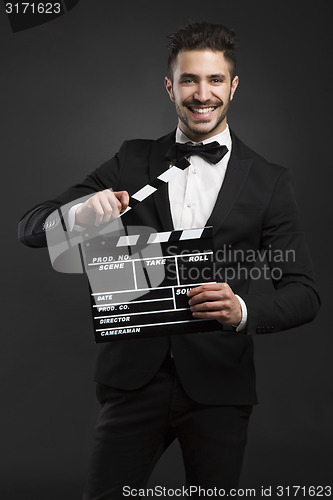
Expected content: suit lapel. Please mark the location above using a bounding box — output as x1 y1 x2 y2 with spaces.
148 129 253 232
207 131 253 229
149 130 176 231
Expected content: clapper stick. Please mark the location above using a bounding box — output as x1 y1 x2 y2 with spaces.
45 157 191 273
80 161 191 267
120 162 189 217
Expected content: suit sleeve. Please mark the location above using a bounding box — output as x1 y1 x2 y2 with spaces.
18 141 128 248
241 168 320 334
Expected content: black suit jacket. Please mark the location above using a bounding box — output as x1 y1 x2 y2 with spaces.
18 130 320 404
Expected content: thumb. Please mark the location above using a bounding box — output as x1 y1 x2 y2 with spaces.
114 191 130 212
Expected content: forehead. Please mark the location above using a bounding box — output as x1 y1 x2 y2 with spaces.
173 50 231 78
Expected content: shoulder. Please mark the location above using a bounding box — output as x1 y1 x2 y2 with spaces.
119 130 175 156
230 129 291 183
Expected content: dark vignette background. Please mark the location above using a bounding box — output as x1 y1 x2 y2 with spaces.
1 0 332 498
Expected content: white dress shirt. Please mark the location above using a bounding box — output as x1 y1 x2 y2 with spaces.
168 126 232 229
168 125 247 332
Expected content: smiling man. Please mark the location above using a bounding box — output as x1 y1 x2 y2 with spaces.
165 49 238 140
18 22 320 499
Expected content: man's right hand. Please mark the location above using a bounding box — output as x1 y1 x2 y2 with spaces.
75 190 129 227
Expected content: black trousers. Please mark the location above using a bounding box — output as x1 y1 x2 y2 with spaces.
83 353 252 499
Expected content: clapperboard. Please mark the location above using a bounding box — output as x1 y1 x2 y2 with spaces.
45 159 221 342
80 226 220 342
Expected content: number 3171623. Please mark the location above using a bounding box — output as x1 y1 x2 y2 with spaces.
5 3 61 14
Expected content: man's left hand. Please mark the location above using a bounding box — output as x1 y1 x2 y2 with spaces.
187 283 242 326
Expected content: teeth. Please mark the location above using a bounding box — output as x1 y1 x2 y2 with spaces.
191 107 215 114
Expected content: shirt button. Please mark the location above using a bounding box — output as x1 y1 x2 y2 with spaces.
192 169 197 174
186 202 192 208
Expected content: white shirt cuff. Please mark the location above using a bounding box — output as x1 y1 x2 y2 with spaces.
234 294 248 332
66 203 85 232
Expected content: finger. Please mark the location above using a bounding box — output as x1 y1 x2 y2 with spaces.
97 190 124 223
98 194 117 223
103 191 123 221
90 192 115 225
187 282 225 297
190 300 226 312
87 197 106 226
188 290 227 306
186 285 202 297
115 191 130 213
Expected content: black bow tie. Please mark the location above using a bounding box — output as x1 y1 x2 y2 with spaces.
165 141 228 168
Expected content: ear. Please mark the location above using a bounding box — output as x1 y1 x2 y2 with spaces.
164 76 174 102
230 75 239 101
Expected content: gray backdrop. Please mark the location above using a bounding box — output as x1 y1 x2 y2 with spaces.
1 0 332 498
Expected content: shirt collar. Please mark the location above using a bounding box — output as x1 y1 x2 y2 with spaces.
175 124 232 149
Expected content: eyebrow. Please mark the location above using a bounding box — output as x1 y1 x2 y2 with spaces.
210 73 227 80
179 72 227 80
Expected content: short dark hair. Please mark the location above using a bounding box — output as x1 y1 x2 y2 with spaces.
167 21 239 80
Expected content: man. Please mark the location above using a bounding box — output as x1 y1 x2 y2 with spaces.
18 22 320 499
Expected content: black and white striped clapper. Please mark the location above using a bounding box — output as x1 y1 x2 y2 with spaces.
121 163 188 215
44 160 191 274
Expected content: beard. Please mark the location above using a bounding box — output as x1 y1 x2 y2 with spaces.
174 92 231 140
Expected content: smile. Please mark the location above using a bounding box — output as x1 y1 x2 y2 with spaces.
187 106 218 117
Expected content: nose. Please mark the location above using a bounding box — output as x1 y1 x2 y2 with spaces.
193 82 211 102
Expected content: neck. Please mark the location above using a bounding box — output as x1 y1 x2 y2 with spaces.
178 119 228 142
